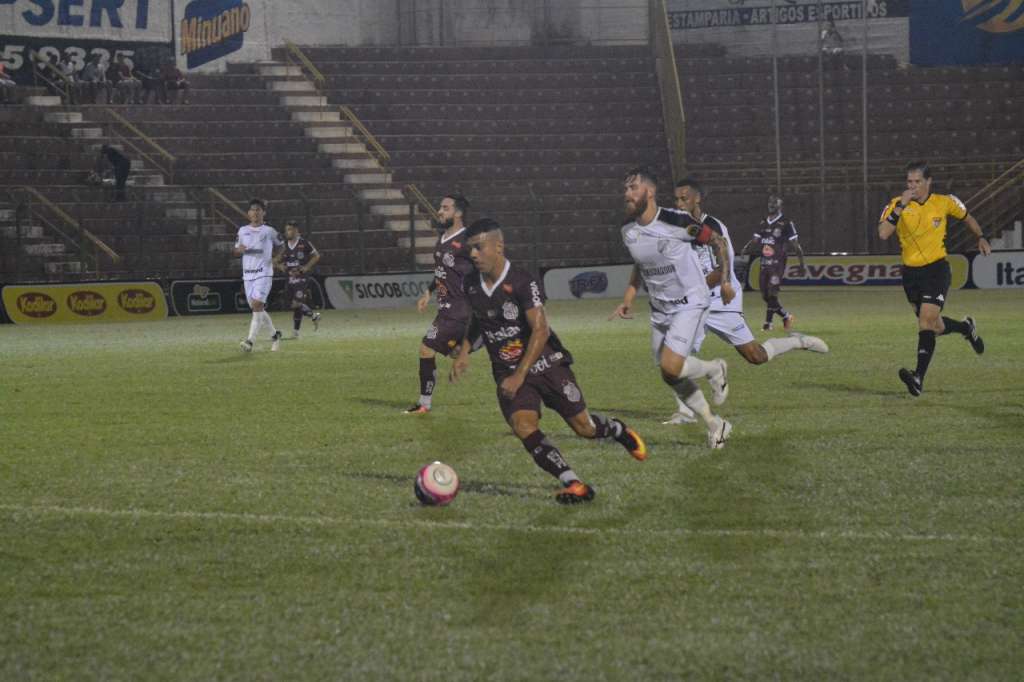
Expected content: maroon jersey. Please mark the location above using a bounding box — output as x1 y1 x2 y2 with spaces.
282 237 318 277
751 216 798 272
465 261 573 380
433 228 474 320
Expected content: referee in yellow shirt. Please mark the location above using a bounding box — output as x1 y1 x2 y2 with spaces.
878 161 991 397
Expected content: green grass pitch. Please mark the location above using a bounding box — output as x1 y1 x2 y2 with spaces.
1 288 1021 680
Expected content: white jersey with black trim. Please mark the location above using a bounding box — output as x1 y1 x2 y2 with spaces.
235 224 282 281
621 207 713 314
692 213 743 313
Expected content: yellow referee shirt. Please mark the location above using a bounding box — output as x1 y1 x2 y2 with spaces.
881 193 968 267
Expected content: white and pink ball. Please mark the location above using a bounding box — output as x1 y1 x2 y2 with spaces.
414 461 460 506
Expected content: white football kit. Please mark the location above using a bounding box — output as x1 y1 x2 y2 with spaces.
621 207 713 362
236 223 282 303
691 214 756 351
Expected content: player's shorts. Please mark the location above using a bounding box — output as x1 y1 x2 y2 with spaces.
243 276 273 304
422 314 468 357
496 365 587 423
759 266 785 296
287 277 310 305
650 306 710 364
694 310 756 352
902 258 951 314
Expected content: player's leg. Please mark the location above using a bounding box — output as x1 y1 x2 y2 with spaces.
250 278 281 351
759 270 775 330
542 368 647 461
241 279 261 351
660 316 698 424
405 342 437 414
897 272 927 395
502 383 593 503
291 295 303 337
933 264 983 353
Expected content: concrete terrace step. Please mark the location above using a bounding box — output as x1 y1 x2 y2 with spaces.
359 188 405 200
292 110 340 122
370 202 416 217
387 218 431 231
258 64 302 78
281 95 328 107
24 242 66 257
44 111 83 124
270 81 316 92
306 126 354 139
345 172 392 184
70 127 104 139
1 225 46 239
332 158 382 170
319 142 367 154
26 95 62 106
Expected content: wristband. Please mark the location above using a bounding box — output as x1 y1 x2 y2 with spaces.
886 212 900 226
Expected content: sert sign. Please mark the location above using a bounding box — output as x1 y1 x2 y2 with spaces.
0 0 172 41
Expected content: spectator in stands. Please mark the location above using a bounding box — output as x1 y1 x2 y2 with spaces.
160 60 190 104
78 54 106 104
57 53 78 104
97 144 132 202
0 63 14 104
135 61 163 104
820 19 845 67
113 54 141 104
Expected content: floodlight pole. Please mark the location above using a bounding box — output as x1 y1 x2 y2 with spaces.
771 0 782 196
862 0 870 253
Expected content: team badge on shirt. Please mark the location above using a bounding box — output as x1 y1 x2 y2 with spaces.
932 218 942 228
443 252 455 268
502 301 519 320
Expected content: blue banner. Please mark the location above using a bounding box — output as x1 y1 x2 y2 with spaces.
911 0 1024 65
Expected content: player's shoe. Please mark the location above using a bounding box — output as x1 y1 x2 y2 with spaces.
963 316 984 354
240 339 254 353
615 425 647 461
762 322 773 331
312 311 321 331
898 368 923 397
783 313 796 331
707 416 732 450
270 331 282 352
404 404 430 414
291 330 300 339
708 358 729 406
792 332 829 353
555 480 595 504
663 408 698 425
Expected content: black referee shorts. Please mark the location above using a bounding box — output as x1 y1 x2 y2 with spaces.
902 258 951 315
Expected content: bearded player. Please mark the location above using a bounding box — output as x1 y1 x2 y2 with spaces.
233 198 283 352
405 193 475 413
450 218 646 504
610 167 732 449
661 178 829 424
275 220 321 338
741 194 807 331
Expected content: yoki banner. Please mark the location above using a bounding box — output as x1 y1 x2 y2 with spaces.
170 277 326 315
910 0 1024 65
543 265 649 301
1 281 167 324
0 0 173 41
747 254 970 289
667 0 909 30
971 250 1024 289
324 273 435 310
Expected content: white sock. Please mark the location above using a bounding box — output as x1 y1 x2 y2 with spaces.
762 336 802 362
671 391 694 416
678 356 716 380
671 379 716 427
260 311 277 337
247 312 261 342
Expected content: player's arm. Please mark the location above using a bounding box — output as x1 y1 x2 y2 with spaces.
961 213 992 256
418 280 435 313
609 265 641 320
232 232 246 257
449 316 480 383
302 250 321 273
787 233 807 274
500 305 549 399
708 233 735 304
878 192 912 240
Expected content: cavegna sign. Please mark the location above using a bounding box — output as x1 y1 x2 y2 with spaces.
179 0 251 69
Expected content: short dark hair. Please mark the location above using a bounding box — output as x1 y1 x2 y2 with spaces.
466 218 502 239
285 220 299 230
444 193 470 217
624 166 658 187
905 161 931 179
248 198 266 210
675 177 704 197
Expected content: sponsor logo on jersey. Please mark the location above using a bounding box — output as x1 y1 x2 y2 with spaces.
498 338 524 362
67 290 106 316
16 292 57 318
118 289 156 314
486 326 521 342
568 271 608 299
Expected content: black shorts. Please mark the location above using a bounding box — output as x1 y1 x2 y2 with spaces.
422 314 468 357
287 278 310 305
759 265 785 296
496 365 587 424
902 259 951 314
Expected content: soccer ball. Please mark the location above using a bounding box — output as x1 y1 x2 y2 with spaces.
414 461 460 506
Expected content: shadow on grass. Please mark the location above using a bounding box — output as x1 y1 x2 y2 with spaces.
346 470 546 498
203 355 254 364
354 397 416 411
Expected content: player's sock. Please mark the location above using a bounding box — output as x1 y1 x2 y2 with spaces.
522 431 577 484
765 306 775 325
260 311 277 337
247 312 261 342
678 355 717 380
915 330 936 380
939 316 969 336
668 377 716 428
777 302 789 319
761 336 803 361
589 413 624 441
300 303 315 318
293 309 302 331
418 357 437 408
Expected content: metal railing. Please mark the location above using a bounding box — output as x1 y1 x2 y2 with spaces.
949 157 1024 252
403 184 440 224
31 58 71 102
340 105 391 165
102 107 177 184
650 0 687 181
284 40 326 93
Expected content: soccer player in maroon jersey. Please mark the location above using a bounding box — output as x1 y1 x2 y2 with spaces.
405 194 475 413
449 218 647 504
274 221 321 338
741 194 807 331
